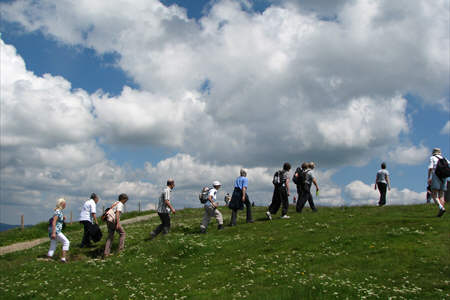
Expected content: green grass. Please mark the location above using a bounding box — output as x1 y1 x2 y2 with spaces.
0 210 156 247
0 204 449 299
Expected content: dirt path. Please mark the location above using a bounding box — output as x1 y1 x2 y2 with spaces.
0 213 157 256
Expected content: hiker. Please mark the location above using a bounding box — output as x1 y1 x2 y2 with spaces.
296 162 319 213
79 193 99 248
150 179 176 238
200 181 224 233
229 169 253 226
104 193 128 257
47 198 70 262
428 148 449 217
266 162 291 220
374 162 391 206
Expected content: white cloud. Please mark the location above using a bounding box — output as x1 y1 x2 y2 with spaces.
387 144 429 166
441 121 450 135
344 180 426 206
1 0 448 223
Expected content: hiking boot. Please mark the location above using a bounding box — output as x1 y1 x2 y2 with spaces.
218 224 224 230
266 211 272 220
437 208 446 217
200 227 207 234
281 215 290 219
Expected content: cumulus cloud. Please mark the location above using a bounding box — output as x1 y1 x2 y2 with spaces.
441 121 450 135
387 144 429 166
344 180 426 206
1 0 448 223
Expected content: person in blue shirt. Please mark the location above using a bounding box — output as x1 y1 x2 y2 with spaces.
228 169 253 226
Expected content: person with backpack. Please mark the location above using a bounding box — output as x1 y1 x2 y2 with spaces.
103 193 129 257
200 181 224 233
374 162 391 206
228 169 253 226
150 179 176 238
47 198 70 262
266 162 291 220
79 193 99 248
428 148 449 217
296 162 319 213
293 162 312 212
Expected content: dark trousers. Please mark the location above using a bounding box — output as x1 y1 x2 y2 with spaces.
80 221 92 246
230 195 253 225
377 182 387 206
269 186 289 216
296 187 316 212
152 213 171 236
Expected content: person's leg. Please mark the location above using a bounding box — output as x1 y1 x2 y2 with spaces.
200 206 213 232
47 238 57 257
80 221 91 247
103 222 115 256
307 190 317 211
230 209 237 226
151 213 166 237
215 209 224 229
245 196 253 222
117 226 126 252
57 233 70 261
281 188 289 216
269 187 281 214
296 190 306 213
377 182 387 206
161 213 171 234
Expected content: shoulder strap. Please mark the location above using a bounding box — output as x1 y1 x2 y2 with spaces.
111 201 120 209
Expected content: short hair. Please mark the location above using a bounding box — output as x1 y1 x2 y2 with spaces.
301 162 308 170
55 198 66 210
118 193 128 202
90 193 97 200
308 162 315 169
240 168 247 177
381 162 386 169
283 162 291 171
167 178 174 186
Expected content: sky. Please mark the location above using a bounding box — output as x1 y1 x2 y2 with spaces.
0 0 449 225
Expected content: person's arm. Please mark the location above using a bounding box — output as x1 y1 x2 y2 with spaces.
312 178 319 192
115 209 121 230
91 212 98 224
242 186 247 202
428 168 433 184
286 177 290 196
208 194 217 208
374 175 378 190
165 199 176 214
386 175 391 190
51 215 57 239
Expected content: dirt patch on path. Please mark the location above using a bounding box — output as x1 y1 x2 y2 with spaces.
0 213 157 256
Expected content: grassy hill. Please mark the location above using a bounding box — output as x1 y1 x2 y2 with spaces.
0 204 448 299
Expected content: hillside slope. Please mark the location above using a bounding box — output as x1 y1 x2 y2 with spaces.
0 205 448 299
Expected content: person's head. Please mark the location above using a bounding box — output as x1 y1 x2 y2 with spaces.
432 148 441 155
301 162 308 170
308 162 315 170
240 168 247 177
118 193 128 203
381 162 386 169
283 162 291 171
167 178 175 189
55 198 66 210
90 193 99 203
213 180 221 190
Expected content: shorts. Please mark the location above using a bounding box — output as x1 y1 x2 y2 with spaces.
430 173 447 191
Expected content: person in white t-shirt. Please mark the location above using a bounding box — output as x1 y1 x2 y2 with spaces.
200 181 224 233
79 193 99 248
428 148 448 217
374 163 391 206
104 193 128 257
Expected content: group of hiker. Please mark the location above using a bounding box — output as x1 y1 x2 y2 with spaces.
46 147 449 262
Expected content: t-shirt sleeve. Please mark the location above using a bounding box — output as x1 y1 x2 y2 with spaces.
116 202 124 213
428 157 435 170
242 177 248 188
89 202 96 214
164 188 170 202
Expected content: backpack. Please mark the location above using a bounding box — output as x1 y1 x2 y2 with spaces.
435 155 450 181
272 170 282 186
295 169 309 190
101 201 120 222
292 167 302 185
199 187 211 204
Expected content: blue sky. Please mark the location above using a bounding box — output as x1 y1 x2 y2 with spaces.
0 0 449 224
